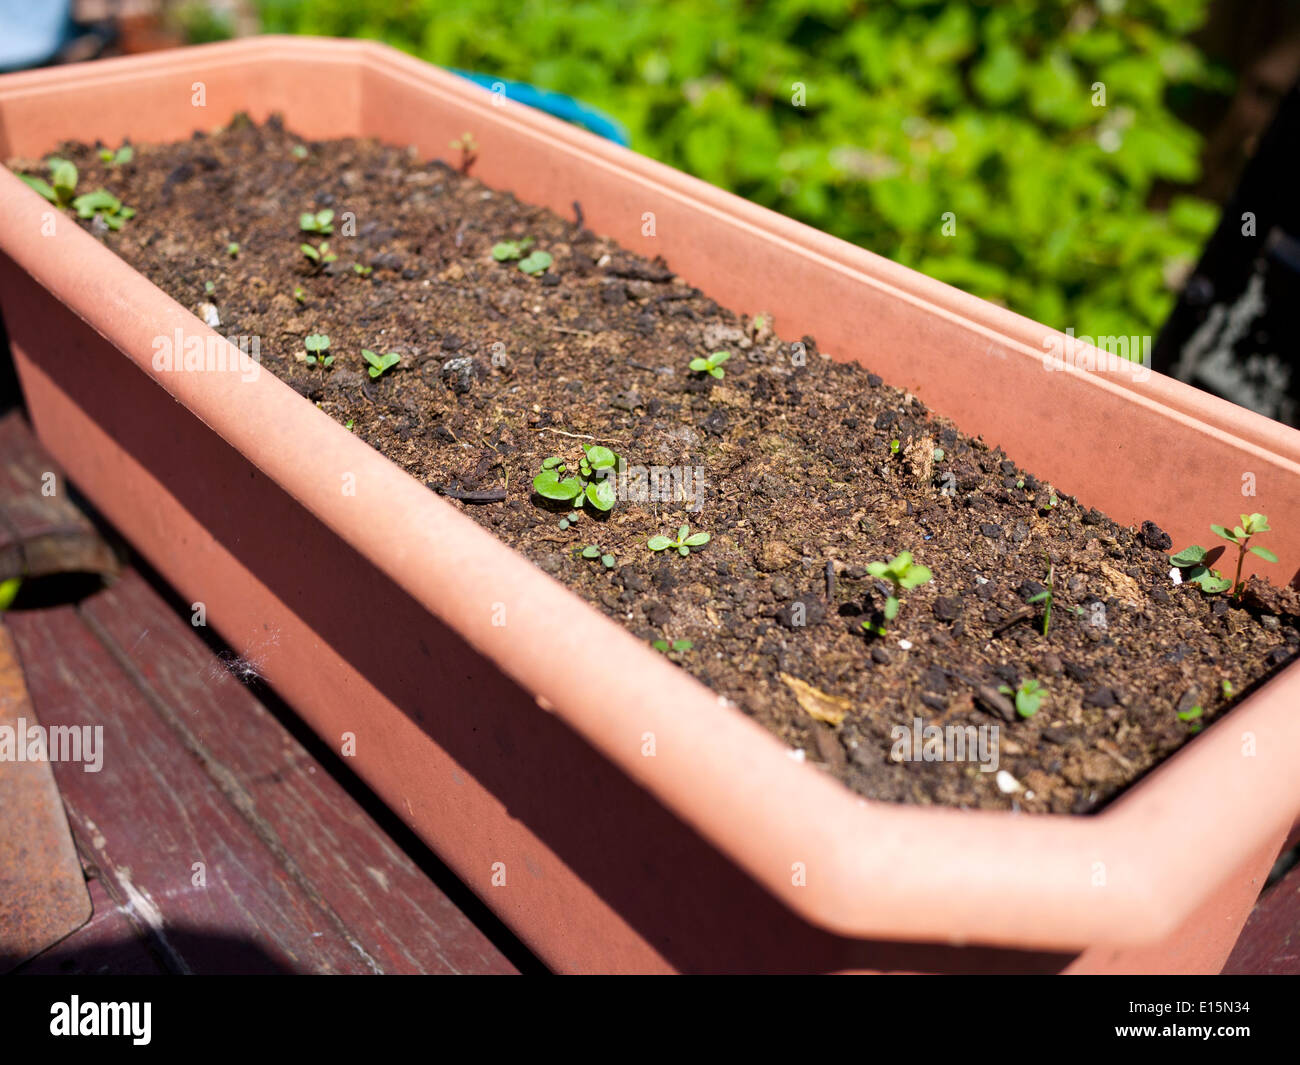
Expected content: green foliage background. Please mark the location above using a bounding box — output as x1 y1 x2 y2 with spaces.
258 0 1231 341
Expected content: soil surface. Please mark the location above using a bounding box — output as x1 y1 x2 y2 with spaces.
15 117 1300 814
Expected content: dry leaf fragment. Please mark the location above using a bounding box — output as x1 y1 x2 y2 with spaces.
780 672 852 727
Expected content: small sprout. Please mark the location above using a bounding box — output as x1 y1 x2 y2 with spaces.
689 350 731 379
648 525 711 557
291 144 309 160
345 418 355 431
0 575 22 611
861 551 932 634
69 185 135 229
1048 494 1059 508
299 209 334 235
227 242 240 257
450 132 478 174
579 544 616 568
301 241 337 270
1222 679 1234 699
652 638 694 654
21 156 79 207
98 144 133 167
1177 704 1204 723
1212 513 1276 597
1026 560 1080 636
998 679 1046 718
293 285 306 303
1173 514 1275 598
204 280 216 296
1169 544 1231 594
352 263 373 277
889 438 901 455
933 447 945 462
533 446 618 513
361 349 400 379
492 238 534 261
304 333 332 367
518 250 553 276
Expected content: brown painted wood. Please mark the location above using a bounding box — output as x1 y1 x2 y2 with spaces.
15 875 168 975
7 606 384 974
0 411 117 581
1223 856 1300 974
0 620 92 970
80 570 517 974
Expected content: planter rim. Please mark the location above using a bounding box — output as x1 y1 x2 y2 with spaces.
2 36 1299 952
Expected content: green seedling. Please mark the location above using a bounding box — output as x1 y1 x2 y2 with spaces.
1026 561 1082 637
227 242 240 257
304 333 332 367
361 349 400 379
648 525 711 557
860 551 932 635
518 250 553 276
450 132 478 174
1177 704 1204 723
689 350 731 379
652 638 694 654
74 190 136 229
1222 679 1234 699
301 242 338 270
889 438 901 455
291 144 309 160
557 511 582 531
999 679 1046 718
345 419 355 431
299 209 334 235
204 280 216 295
353 263 373 277
0 576 21 611
1169 545 1232 594
98 145 134 167
579 544 617 569
933 447 945 462
1213 513 1276 596
293 285 306 303
20 156 78 207
492 238 534 261
1172 513 1276 598
533 446 619 513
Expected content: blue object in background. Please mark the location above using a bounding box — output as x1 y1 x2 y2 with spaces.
0 0 75 72
447 69 630 147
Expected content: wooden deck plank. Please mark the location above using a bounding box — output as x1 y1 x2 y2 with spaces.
80 570 516 974
0 412 116 581
1223 853 1300 974
15 875 168 975
6 607 385 974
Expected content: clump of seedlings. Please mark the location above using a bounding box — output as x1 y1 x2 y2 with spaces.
299 209 334 235
861 551 932 635
579 544 616 569
533 446 618 513
1171 513 1276 598
689 350 731 379
20 157 136 229
304 333 332 368
361 349 400 379
999 678 1046 718
648 525 711 556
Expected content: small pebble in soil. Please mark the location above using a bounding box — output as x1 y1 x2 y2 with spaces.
995 770 1021 794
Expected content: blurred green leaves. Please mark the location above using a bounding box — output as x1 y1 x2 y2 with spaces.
260 0 1230 340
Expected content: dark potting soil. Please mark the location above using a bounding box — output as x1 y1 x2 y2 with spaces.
15 117 1299 814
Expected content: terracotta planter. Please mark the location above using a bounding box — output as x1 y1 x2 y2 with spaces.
2 38 1299 974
